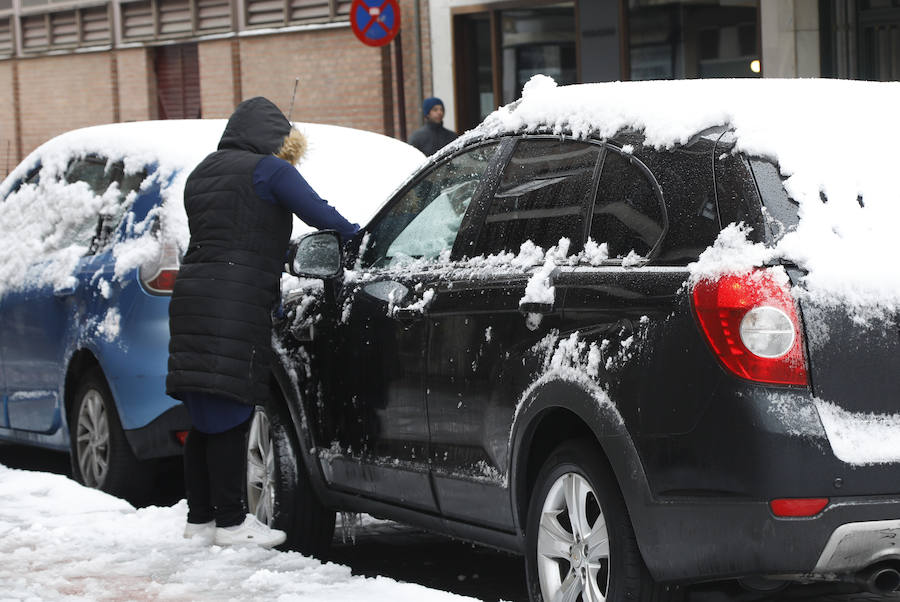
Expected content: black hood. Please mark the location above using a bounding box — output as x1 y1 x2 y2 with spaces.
218 97 291 155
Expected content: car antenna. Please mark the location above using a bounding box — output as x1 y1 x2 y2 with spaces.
287 77 299 124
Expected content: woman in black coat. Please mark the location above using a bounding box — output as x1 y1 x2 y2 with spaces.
167 96 357 547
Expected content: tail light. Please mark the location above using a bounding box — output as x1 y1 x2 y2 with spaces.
140 236 180 295
692 269 808 386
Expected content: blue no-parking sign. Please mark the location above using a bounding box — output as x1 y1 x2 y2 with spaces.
350 0 401 47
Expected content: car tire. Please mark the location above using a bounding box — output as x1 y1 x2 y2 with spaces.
247 400 335 557
69 367 150 504
525 439 680 602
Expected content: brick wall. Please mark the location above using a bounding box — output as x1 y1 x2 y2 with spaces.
117 48 155 122
1 9 436 166
238 27 389 133
0 61 16 179
198 39 238 119
17 52 115 156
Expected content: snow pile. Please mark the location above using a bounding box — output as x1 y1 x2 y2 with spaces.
814 401 900 466
464 76 900 313
0 464 476 601
0 120 424 299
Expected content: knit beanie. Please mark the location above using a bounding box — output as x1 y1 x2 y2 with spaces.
423 97 444 116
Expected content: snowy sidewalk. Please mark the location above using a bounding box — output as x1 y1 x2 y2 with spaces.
0 464 478 601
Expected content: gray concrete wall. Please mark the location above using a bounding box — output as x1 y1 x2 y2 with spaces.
761 0 821 78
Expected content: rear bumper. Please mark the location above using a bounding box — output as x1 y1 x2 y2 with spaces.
123 403 190 460
637 494 900 583
814 517 900 575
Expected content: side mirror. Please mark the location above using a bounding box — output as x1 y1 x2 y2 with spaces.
287 230 343 279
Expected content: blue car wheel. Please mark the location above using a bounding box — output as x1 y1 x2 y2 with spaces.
70 367 152 504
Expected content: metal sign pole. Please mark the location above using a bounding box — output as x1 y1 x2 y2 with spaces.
394 34 407 141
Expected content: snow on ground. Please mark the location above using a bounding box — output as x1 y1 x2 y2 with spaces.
0 464 478 602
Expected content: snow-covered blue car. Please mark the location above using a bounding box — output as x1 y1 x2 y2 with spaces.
0 120 424 502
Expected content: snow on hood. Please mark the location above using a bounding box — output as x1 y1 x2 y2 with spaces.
0 119 424 298
462 76 900 314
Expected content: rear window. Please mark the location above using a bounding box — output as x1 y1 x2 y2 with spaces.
590 149 665 259
638 144 721 264
63 156 147 253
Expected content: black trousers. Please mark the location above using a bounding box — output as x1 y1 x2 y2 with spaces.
183 418 251 528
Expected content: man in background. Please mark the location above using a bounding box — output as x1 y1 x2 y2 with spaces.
408 97 458 156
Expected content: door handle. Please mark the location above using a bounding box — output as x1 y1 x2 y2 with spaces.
54 282 78 297
392 306 426 325
519 301 554 315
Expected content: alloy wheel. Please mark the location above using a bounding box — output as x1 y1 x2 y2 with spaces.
537 472 610 602
76 389 110 487
247 409 276 525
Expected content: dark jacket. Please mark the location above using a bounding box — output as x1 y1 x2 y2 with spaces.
408 121 458 156
166 97 294 406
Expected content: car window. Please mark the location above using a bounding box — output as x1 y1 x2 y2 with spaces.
640 144 719 264
361 142 500 268
473 138 600 255
590 149 665 259
712 152 767 244
64 157 146 254
748 157 799 240
3 165 41 199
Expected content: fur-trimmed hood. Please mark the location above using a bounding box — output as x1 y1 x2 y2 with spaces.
218 97 290 155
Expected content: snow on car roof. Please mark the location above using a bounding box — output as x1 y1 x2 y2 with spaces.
0 119 424 230
462 76 900 314
0 119 424 298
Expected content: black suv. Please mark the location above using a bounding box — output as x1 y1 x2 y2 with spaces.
250 126 900 601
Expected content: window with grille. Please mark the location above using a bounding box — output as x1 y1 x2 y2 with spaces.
121 0 232 40
121 0 153 40
158 0 191 35
0 17 12 55
19 5 109 52
81 5 110 44
21 13 49 49
245 0 347 29
196 0 230 31
8 0 349 55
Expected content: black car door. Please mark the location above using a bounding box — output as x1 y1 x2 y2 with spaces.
426 136 603 530
315 141 502 512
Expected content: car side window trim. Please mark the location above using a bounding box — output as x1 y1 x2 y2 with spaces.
450 137 516 260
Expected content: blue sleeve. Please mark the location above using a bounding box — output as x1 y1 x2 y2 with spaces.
254 156 360 241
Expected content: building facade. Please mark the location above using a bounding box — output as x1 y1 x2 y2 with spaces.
2 0 899 178
0 0 433 175
431 0 900 132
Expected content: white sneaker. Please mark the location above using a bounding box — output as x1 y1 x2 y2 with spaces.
183 520 216 543
214 515 287 548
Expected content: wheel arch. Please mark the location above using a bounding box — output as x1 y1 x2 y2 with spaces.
64 349 102 426
509 378 654 541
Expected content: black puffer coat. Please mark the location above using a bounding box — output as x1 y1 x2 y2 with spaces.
166 97 292 405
